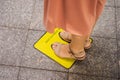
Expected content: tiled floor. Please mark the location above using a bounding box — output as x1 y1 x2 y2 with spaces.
0 0 119 80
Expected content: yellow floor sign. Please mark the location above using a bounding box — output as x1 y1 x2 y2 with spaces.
34 28 93 69
34 28 75 69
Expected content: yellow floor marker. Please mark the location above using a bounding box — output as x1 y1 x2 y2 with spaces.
34 28 76 69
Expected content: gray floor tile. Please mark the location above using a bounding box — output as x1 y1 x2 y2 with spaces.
116 8 120 79
21 30 68 71
92 7 116 38
69 60 87 74
19 68 68 80
115 4 120 79
30 0 45 30
117 39 120 78
86 37 118 78
0 0 35 29
70 37 118 78
69 73 118 80
0 27 27 66
0 65 19 80
106 0 115 6
116 8 120 39
116 0 120 7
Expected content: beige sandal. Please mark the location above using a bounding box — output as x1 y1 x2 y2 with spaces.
51 42 86 60
59 31 71 43
59 31 93 49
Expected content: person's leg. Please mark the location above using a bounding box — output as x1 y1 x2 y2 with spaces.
51 0 107 60
59 0 106 49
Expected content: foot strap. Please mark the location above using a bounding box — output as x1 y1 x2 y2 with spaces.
68 45 86 60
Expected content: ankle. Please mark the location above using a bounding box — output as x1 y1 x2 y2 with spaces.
85 39 91 47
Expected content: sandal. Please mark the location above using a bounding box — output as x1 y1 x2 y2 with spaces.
59 31 93 49
84 38 93 49
59 31 71 43
51 42 86 60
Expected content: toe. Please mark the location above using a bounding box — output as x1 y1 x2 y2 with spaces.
51 42 59 50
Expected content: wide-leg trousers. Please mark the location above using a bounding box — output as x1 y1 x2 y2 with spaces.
44 0 106 36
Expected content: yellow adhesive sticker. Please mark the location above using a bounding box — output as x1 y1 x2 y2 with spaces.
34 28 76 69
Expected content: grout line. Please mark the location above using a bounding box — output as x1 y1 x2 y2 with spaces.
28 0 37 30
0 64 68 80
0 64 19 68
114 0 120 79
67 73 69 80
115 0 117 39
28 28 46 32
0 25 28 30
14 0 37 79
16 30 29 80
0 24 46 32
0 63 68 73
17 30 29 79
69 72 118 79
20 65 69 73
16 19 31 80
0 63 118 79
17 67 21 80
67 69 70 80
